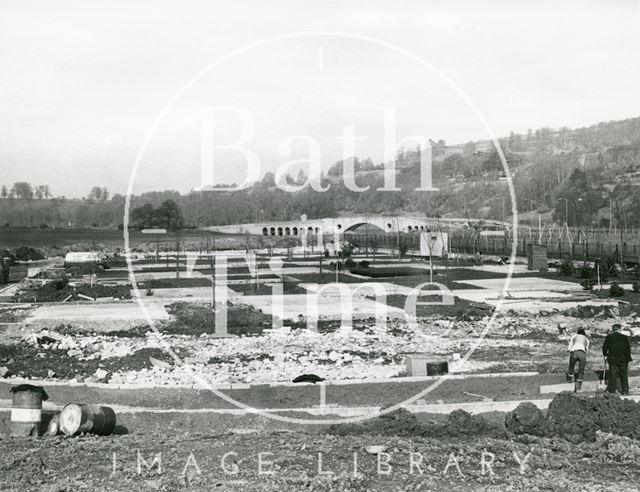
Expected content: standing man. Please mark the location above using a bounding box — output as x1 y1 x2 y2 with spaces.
602 323 632 395
567 328 590 392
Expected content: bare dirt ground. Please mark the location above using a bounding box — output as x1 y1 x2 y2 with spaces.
1 419 639 490
2 254 640 490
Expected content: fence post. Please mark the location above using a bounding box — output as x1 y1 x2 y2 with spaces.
559 238 562 260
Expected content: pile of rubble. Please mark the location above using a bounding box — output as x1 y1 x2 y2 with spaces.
5 308 636 386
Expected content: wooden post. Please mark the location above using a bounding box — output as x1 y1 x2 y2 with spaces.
175 236 180 279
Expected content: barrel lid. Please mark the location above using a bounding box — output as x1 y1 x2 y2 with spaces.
10 384 49 400
59 403 82 436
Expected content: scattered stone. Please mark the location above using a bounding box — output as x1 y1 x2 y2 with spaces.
94 368 108 380
365 445 386 454
596 430 640 463
149 356 172 370
0 367 10 378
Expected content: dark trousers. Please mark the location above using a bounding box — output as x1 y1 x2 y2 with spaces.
568 350 586 381
607 359 629 394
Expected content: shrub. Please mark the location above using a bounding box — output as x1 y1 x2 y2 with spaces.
597 258 618 282
358 260 370 268
632 281 640 294
559 259 575 277
581 279 594 291
609 282 625 297
38 223 48 229
344 258 355 268
580 265 594 279
338 242 355 258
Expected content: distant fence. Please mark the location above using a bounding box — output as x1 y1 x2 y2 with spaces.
344 226 640 265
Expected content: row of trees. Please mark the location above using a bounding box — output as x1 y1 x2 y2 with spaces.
130 200 184 230
2 117 640 228
0 182 50 200
0 182 110 202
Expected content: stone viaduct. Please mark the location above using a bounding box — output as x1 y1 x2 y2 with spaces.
201 215 473 237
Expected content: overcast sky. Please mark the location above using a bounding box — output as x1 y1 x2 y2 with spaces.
1 0 639 197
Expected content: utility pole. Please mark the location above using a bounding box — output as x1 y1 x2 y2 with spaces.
609 196 613 235
525 199 534 227
209 237 216 309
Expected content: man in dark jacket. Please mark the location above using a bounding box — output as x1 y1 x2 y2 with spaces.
602 323 632 395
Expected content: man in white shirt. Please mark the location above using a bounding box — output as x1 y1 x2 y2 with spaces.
567 328 590 392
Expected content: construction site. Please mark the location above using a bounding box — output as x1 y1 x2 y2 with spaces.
3 2 640 488
1 225 640 490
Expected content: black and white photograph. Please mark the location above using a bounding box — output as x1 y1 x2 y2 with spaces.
1 1 640 490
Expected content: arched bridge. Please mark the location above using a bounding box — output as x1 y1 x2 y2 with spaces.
201 215 472 237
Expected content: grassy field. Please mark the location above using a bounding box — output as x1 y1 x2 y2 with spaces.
0 226 259 250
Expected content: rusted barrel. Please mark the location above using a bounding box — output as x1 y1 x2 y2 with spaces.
59 404 117 436
46 413 61 436
10 384 49 437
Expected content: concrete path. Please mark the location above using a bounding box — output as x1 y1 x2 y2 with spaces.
1 371 638 434
464 277 583 291
26 301 170 321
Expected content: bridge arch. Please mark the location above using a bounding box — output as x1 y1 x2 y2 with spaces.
343 222 386 233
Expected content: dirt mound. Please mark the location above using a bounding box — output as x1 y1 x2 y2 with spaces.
546 392 640 442
505 402 547 435
505 393 640 443
327 408 504 438
11 246 45 261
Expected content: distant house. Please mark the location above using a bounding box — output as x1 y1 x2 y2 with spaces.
420 232 449 257
64 252 101 263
